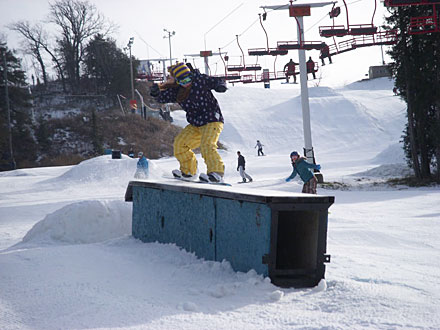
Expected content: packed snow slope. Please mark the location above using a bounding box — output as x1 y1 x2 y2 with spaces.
1 78 439 330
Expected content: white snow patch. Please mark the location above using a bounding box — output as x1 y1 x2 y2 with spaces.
20 200 131 246
353 163 412 178
182 301 198 312
371 142 406 165
269 290 284 301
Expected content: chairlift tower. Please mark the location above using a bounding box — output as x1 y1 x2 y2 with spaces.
261 1 335 183
184 51 224 75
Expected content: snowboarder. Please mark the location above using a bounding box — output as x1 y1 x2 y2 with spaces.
255 140 264 156
134 152 149 179
237 151 253 183
307 57 317 80
150 62 227 183
393 87 398 96
283 59 298 83
285 151 321 194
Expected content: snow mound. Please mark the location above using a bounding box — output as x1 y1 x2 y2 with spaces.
42 154 164 185
52 155 136 184
371 143 406 165
344 77 394 91
308 86 341 97
352 163 412 178
0 169 35 177
21 200 132 245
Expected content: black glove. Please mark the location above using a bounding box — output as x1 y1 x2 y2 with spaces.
214 82 227 93
150 84 160 97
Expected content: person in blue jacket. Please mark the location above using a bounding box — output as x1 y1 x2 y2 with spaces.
285 151 321 194
134 151 149 179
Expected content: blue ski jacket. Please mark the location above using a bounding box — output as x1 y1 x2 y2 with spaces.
137 156 149 169
286 157 319 183
154 72 225 127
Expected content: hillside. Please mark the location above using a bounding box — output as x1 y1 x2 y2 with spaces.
2 77 439 330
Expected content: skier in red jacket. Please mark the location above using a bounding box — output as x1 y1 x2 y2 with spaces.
283 59 298 83
306 57 316 80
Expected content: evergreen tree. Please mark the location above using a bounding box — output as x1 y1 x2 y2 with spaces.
36 115 51 152
0 42 36 170
385 6 440 182
91 109 103 155
84 35 137 99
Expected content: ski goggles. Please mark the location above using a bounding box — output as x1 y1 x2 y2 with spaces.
176 76 192 86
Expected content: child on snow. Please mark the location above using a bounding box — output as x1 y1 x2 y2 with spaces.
134 152 149 179
285 151 321 194
255 140 264 156
150 62 227 183
237 151 253 183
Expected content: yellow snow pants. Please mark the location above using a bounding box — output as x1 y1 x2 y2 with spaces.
174 122 224 176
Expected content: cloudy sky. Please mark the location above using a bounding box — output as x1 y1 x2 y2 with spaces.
0 0 392 83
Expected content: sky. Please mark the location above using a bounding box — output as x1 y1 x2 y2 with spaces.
1 77 440 329
0 0 393 83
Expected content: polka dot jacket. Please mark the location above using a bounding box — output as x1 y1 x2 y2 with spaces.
155 73 225 127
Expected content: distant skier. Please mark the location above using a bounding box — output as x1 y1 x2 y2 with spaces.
283 59 298 83
285 151 321 194
307 57 317 80
134 152 149 179
255 140 264 156
150 62 227 183
393 87 398 95
237 151 253 183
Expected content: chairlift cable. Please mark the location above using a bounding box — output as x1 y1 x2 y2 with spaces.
305 12 329 33
204 3 244 50
219 5 285 51
134 31 164 58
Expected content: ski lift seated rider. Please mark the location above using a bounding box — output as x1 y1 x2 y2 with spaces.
319 44 332 66
306 57 317 79
283 59 298 83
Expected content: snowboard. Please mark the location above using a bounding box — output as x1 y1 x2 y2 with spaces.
237 180 253 184
170 176 232 187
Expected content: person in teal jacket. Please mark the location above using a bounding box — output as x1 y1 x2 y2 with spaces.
134 152 149 179
285 151 321 194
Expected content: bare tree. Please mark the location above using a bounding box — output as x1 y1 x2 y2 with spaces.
48 0 112 92
9 21 67 91
8 21 48 85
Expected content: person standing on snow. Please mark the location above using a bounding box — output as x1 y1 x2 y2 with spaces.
255 140 264 156
237 151 253 183
134 152 149 179
150 62 227 183
285 151 321 194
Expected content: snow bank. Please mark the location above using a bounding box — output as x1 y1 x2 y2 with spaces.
21 200 132 245
51 155 136 184
344 77 394 91
352 163 412 178
41 154 164 186
371 142 406 165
